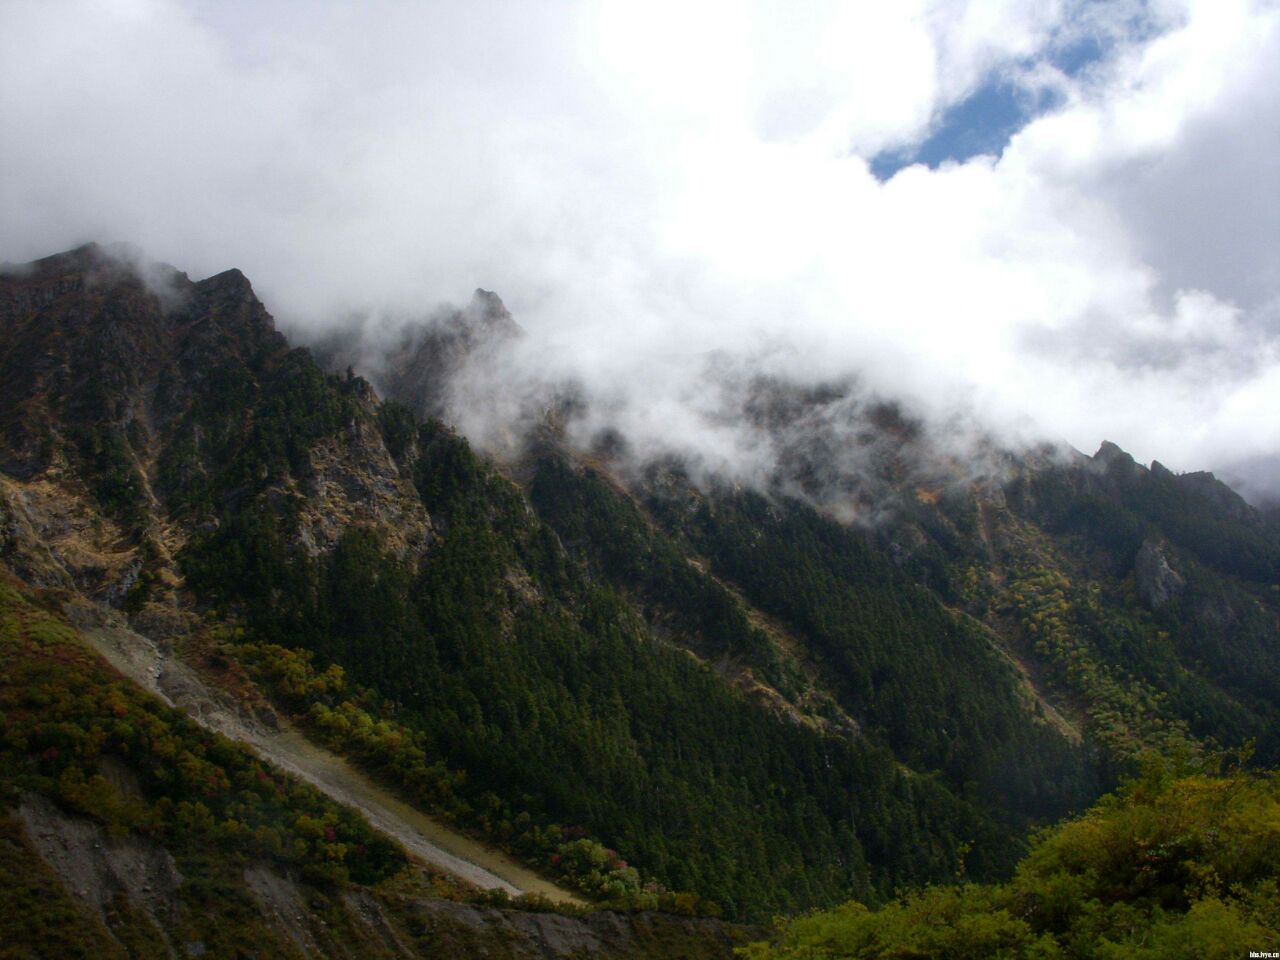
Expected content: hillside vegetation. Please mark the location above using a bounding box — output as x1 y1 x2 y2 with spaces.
2 246 1279 943
741 758 1280 959
0 574 747 959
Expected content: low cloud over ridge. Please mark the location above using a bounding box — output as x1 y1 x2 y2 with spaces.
2 0 1277 499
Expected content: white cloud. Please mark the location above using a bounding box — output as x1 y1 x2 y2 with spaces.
1 0 1277 497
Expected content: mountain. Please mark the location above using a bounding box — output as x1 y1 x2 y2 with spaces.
1 245 1277 954
308 287 522 425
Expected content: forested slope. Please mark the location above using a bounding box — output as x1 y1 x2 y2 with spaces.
3 245 1278 941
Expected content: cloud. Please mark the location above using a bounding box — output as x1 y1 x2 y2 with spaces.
1 0 1278 499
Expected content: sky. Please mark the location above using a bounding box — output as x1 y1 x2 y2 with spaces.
2 0 1278 499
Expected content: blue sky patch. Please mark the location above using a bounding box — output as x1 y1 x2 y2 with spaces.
870 79 1055 180
870 29 1111 181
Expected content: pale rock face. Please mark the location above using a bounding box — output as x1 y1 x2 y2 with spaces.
0 244 441 650
296 414 433 560
0 473 123 592
1134 538 1185 609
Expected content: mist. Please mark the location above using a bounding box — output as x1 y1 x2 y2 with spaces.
2 0 1278 500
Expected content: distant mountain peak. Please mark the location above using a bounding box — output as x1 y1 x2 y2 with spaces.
463 287 523 339
196 266 253 294
1093 440 1135 465
27 240 110 272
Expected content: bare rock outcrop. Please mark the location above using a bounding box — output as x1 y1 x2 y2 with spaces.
1134 539 1185 609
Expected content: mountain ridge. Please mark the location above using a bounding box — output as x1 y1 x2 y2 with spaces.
2 245 1277 954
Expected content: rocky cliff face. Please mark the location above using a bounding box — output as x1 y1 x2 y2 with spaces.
0 243 430 611
1134 539 1185 609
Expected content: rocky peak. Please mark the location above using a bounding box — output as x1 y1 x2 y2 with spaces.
1 243 434 609
23 241 111 275
177 266 286 370
1092 441 1143 476
0 247 286 418
197 265 251 290
463 288 519 335
311 287 524 421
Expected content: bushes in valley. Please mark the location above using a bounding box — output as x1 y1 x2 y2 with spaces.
741 757 1280 959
